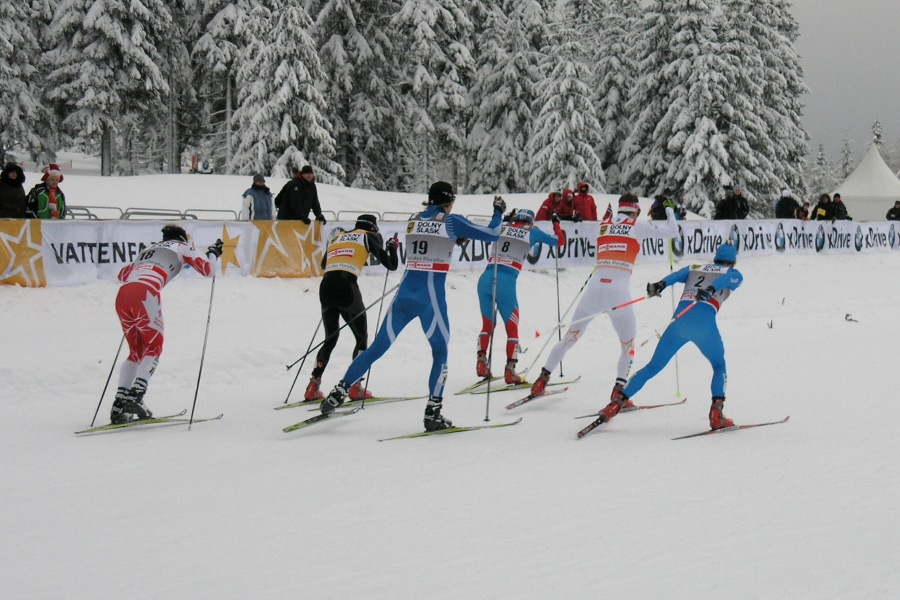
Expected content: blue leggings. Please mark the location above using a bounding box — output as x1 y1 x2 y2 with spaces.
622 302 727 399
343 271 450 398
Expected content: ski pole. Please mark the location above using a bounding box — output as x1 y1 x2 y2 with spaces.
189 275 216 429
284 282 400 370
524 294 649 375
282 314 323 404
90 334 125 426
553 241 563 377
360 234 397 409
668 240 683 399
521 267 595 375
484 230 503 422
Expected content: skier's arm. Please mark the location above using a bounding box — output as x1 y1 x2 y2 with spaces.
530 223 565 248
635 205 678 239
366 232 399 271
708 268 744 293
447 210 502 243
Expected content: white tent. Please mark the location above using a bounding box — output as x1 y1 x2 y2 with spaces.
832 143 900 221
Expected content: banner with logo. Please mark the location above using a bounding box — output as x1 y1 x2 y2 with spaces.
1 218 897 287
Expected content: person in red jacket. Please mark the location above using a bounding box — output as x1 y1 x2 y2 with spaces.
536 191 574 221
572 182 597 221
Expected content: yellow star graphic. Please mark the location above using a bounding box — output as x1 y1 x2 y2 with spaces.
0 221 46 287
220 225 242 274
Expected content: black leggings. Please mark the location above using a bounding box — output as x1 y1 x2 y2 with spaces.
313 273 367 377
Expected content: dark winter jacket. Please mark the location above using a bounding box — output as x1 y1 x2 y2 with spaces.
774 195 801 219
714 192 749 220
0 162 27 218
813 197 834 221
275 176 323 223
886 204 900 221
831 199 851 221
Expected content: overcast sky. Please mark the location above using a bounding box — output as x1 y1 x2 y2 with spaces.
791 0 900 159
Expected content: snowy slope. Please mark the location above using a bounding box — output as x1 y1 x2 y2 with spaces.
2 174 899 599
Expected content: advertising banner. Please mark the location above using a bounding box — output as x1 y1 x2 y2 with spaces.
2 218 897 287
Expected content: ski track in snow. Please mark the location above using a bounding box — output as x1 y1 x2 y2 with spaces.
2 178 900 598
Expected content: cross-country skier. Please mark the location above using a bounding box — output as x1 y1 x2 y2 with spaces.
321 182 504 431
595 242 744 430
475 209 566 383
304 214 399 401
530 193 679 401
110 224 222 423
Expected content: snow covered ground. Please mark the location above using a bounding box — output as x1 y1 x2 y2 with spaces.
2 173 899 599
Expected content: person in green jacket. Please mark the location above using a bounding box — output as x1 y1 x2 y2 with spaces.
26 163 67 219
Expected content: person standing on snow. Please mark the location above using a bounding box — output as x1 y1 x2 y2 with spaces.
26 163 67 219
240 173 274 220
594 242 743 431
275 165 325 224
0 162 27 218
304 214 400 402
530 193 679 402
475 208 566 384
572 181 597 221
320 182 504 432
536 191 573 222
110 224 223 424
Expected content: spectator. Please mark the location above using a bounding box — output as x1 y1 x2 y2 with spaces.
797 202 811 221
572 181 598 221
240 173 274 220
536 191 573 221
886 201 900 221
26 163 67 219
275 164 325 224
831 193 851 220
774 188 801 219
812 193 834 221
649 188 686 220
714 185 749 220
0 162 27 218
560 188 577 221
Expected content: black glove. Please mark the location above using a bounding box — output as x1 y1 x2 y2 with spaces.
696 285 716 302
663 199 677 210
385 236 399 252
551 212 560 224
300 217 311 225
316 214 327 224
573 214 583 223
646 281 667 297
492 196 506 214
206 239 224 258
455 237 469 247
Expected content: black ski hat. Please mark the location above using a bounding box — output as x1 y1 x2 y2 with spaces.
355 214 378 233
161 223 188 242
427 181 456 205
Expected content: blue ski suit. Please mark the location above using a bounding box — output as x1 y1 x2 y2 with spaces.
622 262 743 399
341 205 502 399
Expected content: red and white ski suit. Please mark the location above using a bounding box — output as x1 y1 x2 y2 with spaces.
115 240 216 391
541 207 678 385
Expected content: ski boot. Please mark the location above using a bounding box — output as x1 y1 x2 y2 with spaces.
320 382 348 416
110 387 133 424
348 380 374 400
529 368 551 397
423 397 453 432
305 376 324 401
611 380 636 412
504 359 523 385
124 382 152 420
709 397 734 430
476 351 491 378
597 389 629 424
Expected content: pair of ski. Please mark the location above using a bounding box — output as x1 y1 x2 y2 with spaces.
275 394 427 411
456 375 581 396
281 406 522 440
75 410 224 435
576 410 790 440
